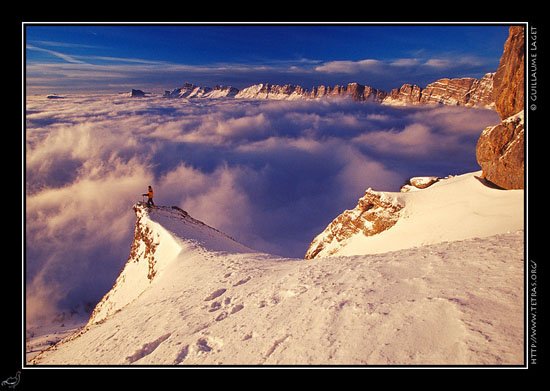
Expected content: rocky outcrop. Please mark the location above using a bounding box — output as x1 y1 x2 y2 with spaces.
466 73 495 108
420 74 494 107
410 177 439 189
305 189 403 259
401 176 440 192
235 82 387 102
383 74 494 108
164 83 238 99
493 26 525 119
476 26 525 190
383 84 423 105
131 89 146 97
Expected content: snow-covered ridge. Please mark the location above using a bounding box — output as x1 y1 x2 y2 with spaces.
164 83 239 99
88 204 252 325
306 172 524 258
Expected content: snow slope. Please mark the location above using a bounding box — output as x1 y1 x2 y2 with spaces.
309 171 524 258
26 322 84 362
31 195 524 365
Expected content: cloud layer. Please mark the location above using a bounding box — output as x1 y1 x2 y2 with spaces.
25 94 499 324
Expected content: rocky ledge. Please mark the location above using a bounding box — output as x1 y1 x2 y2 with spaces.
305 189 403 259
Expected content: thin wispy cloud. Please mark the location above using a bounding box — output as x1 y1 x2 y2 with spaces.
31 40 103 49
424 56 486 69
27 44 169 66
26 44 86 64
424 58 453 68
81 55 169 65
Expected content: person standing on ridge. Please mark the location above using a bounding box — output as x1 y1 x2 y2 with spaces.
143 185 155 207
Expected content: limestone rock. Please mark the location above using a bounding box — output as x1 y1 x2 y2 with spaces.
420 74 494 107
305 189 403 259
476 111 524 189
493 26 525 119
383 74 494 108
384 84 422 105
410 177 439 189
476 26 525 189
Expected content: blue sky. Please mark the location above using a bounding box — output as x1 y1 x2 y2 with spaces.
26 25 509 93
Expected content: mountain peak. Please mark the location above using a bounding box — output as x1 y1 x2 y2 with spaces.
164 83 238 99
159 75 495 108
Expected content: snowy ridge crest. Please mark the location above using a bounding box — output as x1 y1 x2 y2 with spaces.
88 204 251 325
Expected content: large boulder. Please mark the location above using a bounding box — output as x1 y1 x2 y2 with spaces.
477 112 524 189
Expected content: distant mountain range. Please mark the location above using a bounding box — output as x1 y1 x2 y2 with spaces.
157 73 495 109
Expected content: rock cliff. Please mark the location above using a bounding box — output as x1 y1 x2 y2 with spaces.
476 26 525 189
383 74 494 108
235 82 387 102
163 76 494 107
493 26 525 119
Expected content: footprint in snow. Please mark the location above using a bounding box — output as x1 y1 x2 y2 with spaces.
197 338 212 353
204 288 227 301
215 312 228 321
174 344 189 364
231 304 244 314
126 333 171 364
233 276 251 287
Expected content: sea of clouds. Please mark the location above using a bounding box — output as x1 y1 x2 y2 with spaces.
25 94 499 325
